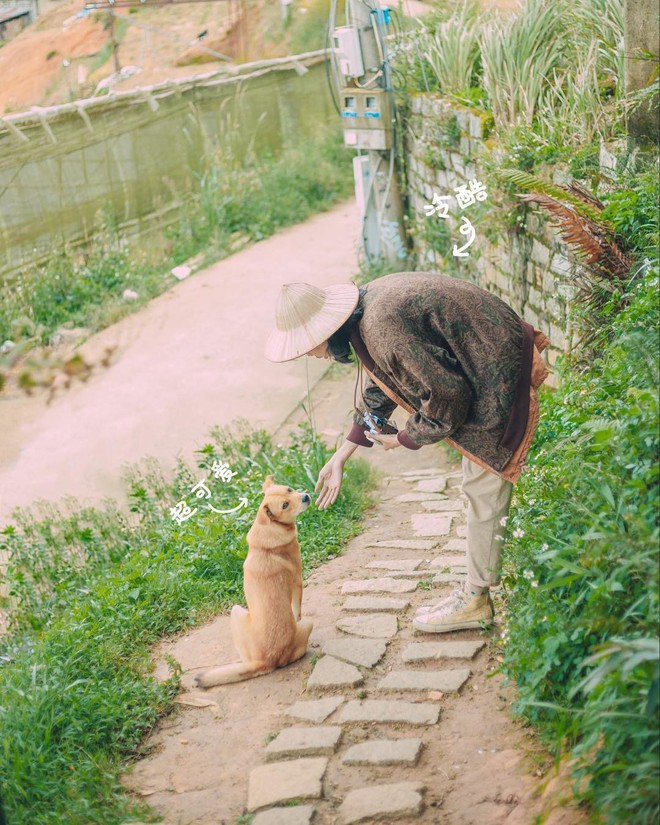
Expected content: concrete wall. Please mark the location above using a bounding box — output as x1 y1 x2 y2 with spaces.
404 94 583 382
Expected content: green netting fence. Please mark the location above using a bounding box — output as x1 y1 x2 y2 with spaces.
0 51 334 282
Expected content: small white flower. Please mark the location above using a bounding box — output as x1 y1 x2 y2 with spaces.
513 528 525 538
499 516 508 526
541 543 549 551
523 569 534 580
528 499 536 505
531 580 539 588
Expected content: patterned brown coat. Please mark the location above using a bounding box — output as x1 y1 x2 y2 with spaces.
345 271 550 482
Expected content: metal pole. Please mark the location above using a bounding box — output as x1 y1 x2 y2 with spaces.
348 0 407 266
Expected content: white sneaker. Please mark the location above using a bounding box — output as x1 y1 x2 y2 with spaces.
413 591 494 633
415 586 467 617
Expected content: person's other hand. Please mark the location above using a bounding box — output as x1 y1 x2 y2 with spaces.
366 433 401 450
314 458 344 509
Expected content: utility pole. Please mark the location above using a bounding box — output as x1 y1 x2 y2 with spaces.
337 1 408 265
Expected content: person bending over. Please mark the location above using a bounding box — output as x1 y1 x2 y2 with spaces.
265 272 549 633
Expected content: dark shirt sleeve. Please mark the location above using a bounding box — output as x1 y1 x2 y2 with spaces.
346 376 397 448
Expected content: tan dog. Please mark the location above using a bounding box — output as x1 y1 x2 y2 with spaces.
194 476 313 688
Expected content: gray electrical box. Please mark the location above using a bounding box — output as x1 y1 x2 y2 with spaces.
340 87 392 150
332 27 365 79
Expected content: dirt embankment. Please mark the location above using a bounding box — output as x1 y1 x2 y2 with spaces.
1 0 519 115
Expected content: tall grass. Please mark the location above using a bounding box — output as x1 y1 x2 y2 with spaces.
405 0 626 149
535 0 625 146
479 0 566 130
0 423 374 824
422 0 481 101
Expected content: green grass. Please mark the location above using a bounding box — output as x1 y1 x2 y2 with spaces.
0 423 374 824
0 126 354 350
498 165 660 824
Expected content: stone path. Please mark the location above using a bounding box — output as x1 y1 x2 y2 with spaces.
125 442 588 825
244 468 484 824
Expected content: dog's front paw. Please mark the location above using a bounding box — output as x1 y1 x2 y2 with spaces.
193 672 207 689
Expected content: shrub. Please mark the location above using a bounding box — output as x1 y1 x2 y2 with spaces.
500 263 659 823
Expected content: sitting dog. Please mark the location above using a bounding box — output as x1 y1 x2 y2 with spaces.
194 475 313 688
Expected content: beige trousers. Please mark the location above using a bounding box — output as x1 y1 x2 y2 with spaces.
460 456 514 589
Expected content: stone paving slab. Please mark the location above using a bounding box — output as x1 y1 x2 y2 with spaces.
433 572 467 584
411 513 452 537
443 538 468 552
395 493 449 503
252 806 315 825
321 638 387 668
307 656 363 690
415 477 448 493
342 596 410 612
421 499 466 511
264 726 342 761
365 538 437 550
247 758 328 811
341 577 417 595
285 697 345 724
388 570 430 579
365 558 422 571
339 699 440 725
429 555 468 567
400 467 446 477
336 614 398 639
341 738 423 766
377 668 471 693
338 781 425 823
420 506 465 519
401 640 485 662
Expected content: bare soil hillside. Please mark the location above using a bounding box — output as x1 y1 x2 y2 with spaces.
0 0 518 115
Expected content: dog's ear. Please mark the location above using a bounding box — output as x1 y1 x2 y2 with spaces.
263 475 275 492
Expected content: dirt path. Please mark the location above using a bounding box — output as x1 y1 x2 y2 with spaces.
122 367 588 825
0 199 359 526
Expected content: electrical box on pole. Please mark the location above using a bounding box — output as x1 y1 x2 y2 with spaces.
341 88 392 150
329 1 408 266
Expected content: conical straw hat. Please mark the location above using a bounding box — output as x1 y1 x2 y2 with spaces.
265 282 360 362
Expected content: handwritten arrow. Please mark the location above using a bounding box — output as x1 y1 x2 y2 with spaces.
206 497 249 515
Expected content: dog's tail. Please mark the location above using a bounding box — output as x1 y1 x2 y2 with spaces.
194 660 273 688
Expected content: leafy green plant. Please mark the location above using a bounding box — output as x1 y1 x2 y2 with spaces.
0 423 374 824
499 249 659 824
478 0 566 131
423 0 481 101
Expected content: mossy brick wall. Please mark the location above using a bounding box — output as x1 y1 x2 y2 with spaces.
404 93 581 384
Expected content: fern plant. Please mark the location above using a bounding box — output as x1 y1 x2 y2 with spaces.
497 168 636 346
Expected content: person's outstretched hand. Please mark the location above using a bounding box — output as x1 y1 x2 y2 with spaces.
315 457 344 510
